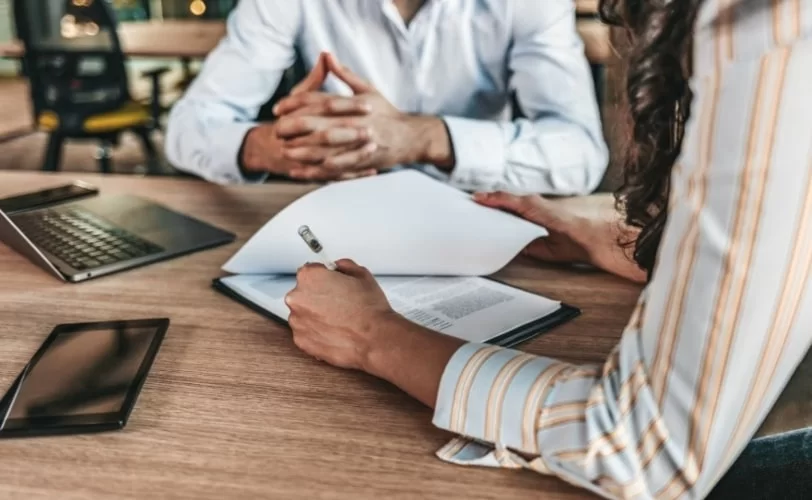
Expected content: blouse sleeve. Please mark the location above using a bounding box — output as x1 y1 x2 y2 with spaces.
431 2 812 498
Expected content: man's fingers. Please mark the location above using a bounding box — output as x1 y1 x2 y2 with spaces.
336 169 377 181
325 53 373 94
275 116 353 139
289 53 329 96
323 142 378 169
274 92 332 116
325 96 372 114
281 96 372 118
284 127 371 148
289 166 374 181
274 117 314 139
283 146 332 165
283 139 369 165
289 166 340 181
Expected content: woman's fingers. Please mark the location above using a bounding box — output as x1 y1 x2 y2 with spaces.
473 192 551 221
333 258 371 278
473 191 537 213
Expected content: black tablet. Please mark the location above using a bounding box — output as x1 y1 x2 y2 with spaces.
0 318 169 439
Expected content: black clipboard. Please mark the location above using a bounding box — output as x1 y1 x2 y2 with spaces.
212 277 580 348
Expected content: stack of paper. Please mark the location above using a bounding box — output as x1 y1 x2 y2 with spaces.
215 171 577 345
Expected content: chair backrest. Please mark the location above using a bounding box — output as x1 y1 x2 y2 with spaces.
203 0 238 19
13 0 131 128
111 0 150 22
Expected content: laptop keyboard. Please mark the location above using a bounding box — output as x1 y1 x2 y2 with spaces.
14 207 164 271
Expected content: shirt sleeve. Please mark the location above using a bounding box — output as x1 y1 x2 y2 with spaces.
432 5 812 499
444 0 608 195
163 0 300 184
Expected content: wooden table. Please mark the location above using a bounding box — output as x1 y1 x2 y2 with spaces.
0 18 613 65
0 20 225 60
0 172 641 500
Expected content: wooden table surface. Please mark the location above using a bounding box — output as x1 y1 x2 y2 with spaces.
0 20 225 59
0 18 613 65
0 172 641 500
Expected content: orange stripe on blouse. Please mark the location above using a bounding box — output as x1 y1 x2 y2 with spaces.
449 346 501 432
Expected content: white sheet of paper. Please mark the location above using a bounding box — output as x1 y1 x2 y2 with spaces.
220 274 562 344
222 170 547 276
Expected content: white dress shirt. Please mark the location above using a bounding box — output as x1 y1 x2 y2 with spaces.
432 1 812 498
164 0 608 194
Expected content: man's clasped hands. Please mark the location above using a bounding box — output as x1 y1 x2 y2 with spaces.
241 52 453 182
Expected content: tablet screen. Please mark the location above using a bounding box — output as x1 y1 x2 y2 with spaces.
0 319 168 437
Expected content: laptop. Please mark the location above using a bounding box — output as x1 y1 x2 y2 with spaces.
0 184 235 283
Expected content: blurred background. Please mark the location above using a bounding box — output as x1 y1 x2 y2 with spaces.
0 0 624 189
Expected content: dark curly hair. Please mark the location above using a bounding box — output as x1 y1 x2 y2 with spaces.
599 0 702 278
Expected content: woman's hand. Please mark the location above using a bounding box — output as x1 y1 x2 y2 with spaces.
474 192 647 284
285 259 395 370
285 259 466 407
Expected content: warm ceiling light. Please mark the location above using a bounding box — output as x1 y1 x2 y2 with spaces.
60 16 79 38
189 0 206 16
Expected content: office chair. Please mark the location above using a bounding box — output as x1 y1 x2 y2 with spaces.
109 0 150 21
13 0 169 173
173 0 239 92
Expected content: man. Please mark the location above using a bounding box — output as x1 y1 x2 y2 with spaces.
165 0 608 194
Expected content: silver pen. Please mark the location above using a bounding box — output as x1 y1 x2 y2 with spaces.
297 225 337 270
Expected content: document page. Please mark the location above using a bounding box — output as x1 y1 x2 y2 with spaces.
222 171 547 276
220 274 561 344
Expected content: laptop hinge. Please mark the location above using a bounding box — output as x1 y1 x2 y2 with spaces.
0 209 66 281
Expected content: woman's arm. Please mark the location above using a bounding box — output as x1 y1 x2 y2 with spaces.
425 25 812 500
287 15 812 500
284 261 465 408
363 315 465 408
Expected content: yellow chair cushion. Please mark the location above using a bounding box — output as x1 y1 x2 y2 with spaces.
38 101 151 134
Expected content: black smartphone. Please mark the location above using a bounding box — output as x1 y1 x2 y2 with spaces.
0 318 169 439
0 181 99 214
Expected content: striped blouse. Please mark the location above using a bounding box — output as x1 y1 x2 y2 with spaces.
431 1 812 498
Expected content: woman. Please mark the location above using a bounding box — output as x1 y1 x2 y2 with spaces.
284 0 812 498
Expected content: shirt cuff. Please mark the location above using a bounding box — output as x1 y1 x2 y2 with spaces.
432 343 569 458
441 117 506 189
210 122 268 184
236 125 270 184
